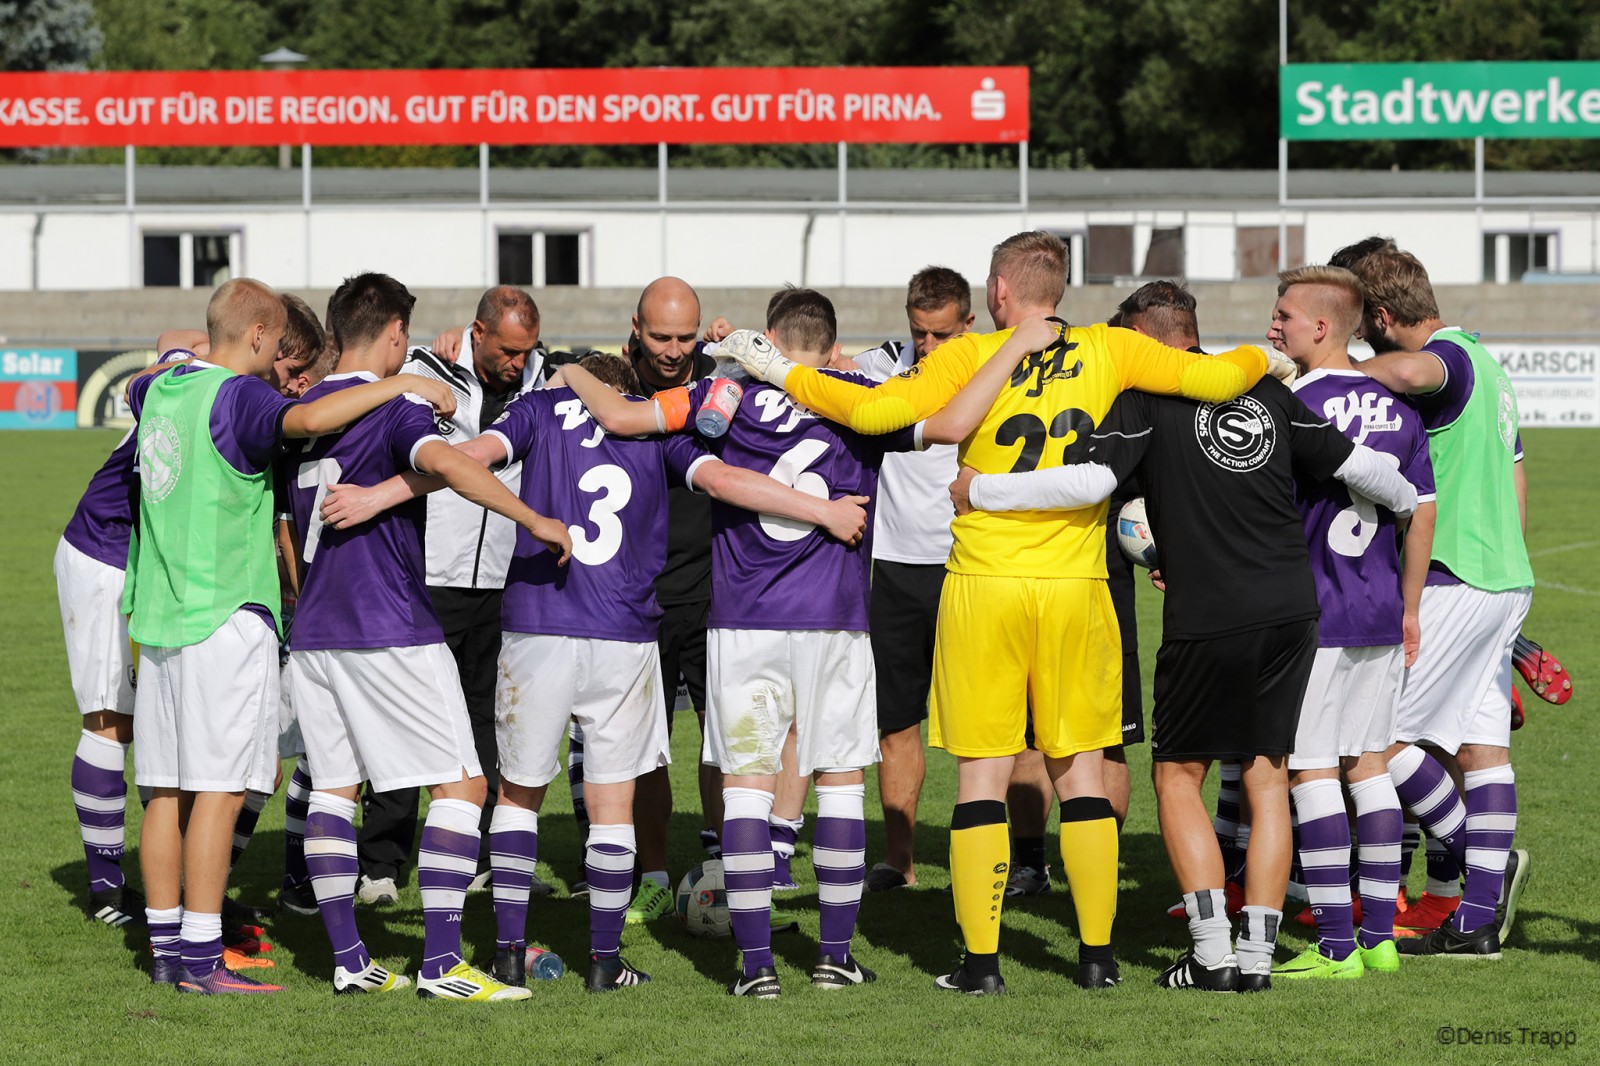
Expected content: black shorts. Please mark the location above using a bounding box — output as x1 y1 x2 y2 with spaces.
868 560 944 734
1105 520 1144 745
1149 619 1317 761
658 599 708 729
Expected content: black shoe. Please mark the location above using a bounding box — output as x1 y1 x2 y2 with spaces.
277 881 319 917
149 956 184 985
1235 961 1272 993
812 954 877 989
1074 959 1122 989
87 885 146 929
1155 951 1240 992
1496 848 1530 945
491 947 526 987
223 896 273 927
934 959 1006 996
529 870 555 897
728 965 781 998
587 954 650 992
1397 921 1502 960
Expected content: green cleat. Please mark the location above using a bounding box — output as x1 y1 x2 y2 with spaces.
1359 940 1400 973
770 909 801 934
624 879 674 925
1272 945 1365 980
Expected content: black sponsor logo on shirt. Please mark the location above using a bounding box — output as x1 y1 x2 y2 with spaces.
436 416 456 435
1195 395 1275 472
1009 341 1082 398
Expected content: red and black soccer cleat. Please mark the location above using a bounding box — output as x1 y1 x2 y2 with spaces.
1513 633 1573 705
1511 685 1525 731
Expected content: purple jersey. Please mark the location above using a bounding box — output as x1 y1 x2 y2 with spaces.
1292 369 1436 647
684 373 908 632
279 373 446 651
62 354 192 568
487 388 705 642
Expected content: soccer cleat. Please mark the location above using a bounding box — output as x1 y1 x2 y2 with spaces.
812 954 877 990
1004 864 1051 898
490 947 525 987
1075 960 1122 989
1359 939 1401 973
568 880 590 898
586 954 650 992
624 879 673 924
466 869 492 894
149 956 184 986
1155 951 1240 993
1496 848 1530 945
700 828 723 859
223 946 275 970
415 961 533 1001
277 880 319 917
334 961 411 995
729 966 782 998
1236 960 1272 993
1395 891 1460 936
935 958 1006 996
1273 945 1365 980
1397 921 1501 960
1513 634 1572 705
87 885 147 929
223 897 273 927
222 923 271 955
770 909 801 935
865 863 910 892
1510 685 1525 730
176 966 284 995
356 875 399 906
528 870 554 897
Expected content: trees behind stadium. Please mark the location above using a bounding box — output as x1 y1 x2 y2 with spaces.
7 0 1600 172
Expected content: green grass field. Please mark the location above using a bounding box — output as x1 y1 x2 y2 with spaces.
4 428 1597 1066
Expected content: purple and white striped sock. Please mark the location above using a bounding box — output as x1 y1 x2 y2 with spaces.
488 804 537 951
586 823 636 958
722 787 775 978
282 761 311 891
567 723 590 851
147 905 182 961
305 792 369 974
1388 744 1467 868
1214 761 1247 883
769 813 803 888
1454 766 1516 935
1349 773 1403 948
1291 778 1355 961
231 789 270 868
418 797 481 980
179 911 224 978
71 731 128 894
813 784 865 961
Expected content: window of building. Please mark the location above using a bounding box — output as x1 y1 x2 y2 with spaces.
1236 226 1305 279
1483 232 1555 283
142 230 237 289
497 229 588 287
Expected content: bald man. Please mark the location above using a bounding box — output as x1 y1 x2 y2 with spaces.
125 278 455 993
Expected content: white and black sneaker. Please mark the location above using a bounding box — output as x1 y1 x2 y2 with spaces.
934 958 1006 996
586 954 650 993
333 961 411 995
87 885 146 929
1155 951 1240 992
1004 865 1051 898
729 965 782 998
812 954 877 990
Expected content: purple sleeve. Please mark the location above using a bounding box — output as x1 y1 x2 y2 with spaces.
662 432 710 487
1514 432 1524 462
211 375 294 475
1404 423 1437 502
487 392 541 463
388 398 446 472
1416 340 1474 425
127 374 154 420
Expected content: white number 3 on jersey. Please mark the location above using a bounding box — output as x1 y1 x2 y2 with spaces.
569 463 632 565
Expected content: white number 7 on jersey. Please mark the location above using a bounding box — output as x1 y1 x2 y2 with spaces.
760 439 830 543
296 457 344 563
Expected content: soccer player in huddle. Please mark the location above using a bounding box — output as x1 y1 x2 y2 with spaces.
948 328 1419 993
563 289 897 997
124 278 457 994
1268 265 1436 979
279 272 569 1001
1347 248 1534 958
719 231 1288 995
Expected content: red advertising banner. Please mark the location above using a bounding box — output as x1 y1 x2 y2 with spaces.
0 67 1028 148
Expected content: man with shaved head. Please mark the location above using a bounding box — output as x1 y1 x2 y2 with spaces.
356 285 546 905
125 277 455 993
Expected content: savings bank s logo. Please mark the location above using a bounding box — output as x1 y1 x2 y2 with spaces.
1195 395 1275 472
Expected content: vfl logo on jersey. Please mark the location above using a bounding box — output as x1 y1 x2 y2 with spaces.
1195 395 1276 472
1009 341 1082 398
1321 391 1400 444
752 389 817 433
138 415 183 501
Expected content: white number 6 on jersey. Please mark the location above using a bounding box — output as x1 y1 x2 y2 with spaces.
569 463 632 565
760 438 830 543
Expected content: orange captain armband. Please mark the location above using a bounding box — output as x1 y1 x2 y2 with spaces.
654 385 693 433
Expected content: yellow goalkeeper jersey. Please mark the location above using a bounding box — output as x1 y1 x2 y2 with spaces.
781 322 1267 578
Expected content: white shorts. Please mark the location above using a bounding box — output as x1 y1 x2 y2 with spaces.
496 633 668 788
703 628 880 777
277 656 305 759
1396 583 1532 754
53 538 134 718
1288 644 1404 770
132 611 280 793
291 643 482 792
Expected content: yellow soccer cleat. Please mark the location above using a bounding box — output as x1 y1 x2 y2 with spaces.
416 961 532 1002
